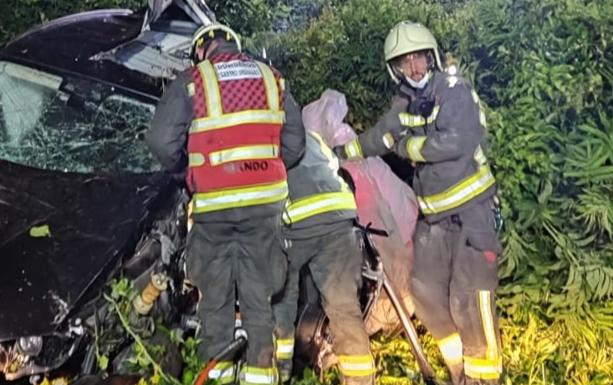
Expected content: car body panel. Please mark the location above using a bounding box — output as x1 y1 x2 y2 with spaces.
0 1 203 343
0 159 169 340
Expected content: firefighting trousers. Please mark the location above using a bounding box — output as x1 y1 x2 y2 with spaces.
273 223 375 385
410 200 502 383
186 216 287 384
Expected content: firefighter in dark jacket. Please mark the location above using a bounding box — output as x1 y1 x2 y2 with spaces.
334 21 503 385
145 23 305 385
273 131 375 385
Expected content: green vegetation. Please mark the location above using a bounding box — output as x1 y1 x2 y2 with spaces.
3 0 612 384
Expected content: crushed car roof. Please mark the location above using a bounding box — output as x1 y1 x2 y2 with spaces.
1 9 165 99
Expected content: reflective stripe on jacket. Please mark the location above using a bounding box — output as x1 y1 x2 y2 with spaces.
284 131 356 228
187 52 288 214
352 70 496 222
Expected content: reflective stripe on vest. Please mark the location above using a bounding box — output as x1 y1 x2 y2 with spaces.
337 354 376 377
417 164 495 215
398 105 440 128
193 180 288 214
209 144 279 166
463 356 502 380
190 60 284 133
283 191 357 224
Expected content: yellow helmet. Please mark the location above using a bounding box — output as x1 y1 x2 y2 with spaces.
384 21 443 83
190 23 241 62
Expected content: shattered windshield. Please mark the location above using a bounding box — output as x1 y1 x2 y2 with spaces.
0 61 160 173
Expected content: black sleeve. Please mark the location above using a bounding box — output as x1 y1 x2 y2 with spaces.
280 83 306 169
351 97 406 158
145 72 193 173
397 83 482 163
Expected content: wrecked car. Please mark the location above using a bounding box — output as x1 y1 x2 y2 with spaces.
0 0 215 382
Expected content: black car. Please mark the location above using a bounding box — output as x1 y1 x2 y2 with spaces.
0 1 215 381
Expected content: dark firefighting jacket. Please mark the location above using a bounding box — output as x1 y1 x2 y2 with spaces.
341 69 496 223
146 43 305 222
283 131 357 239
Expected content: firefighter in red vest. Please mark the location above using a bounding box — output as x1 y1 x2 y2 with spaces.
145 23 305 385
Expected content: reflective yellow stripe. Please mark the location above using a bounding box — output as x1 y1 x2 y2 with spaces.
190 110 285 133
275 338 295 360
191 60 284 133
254 61 280 111
188 152 206 167
209 144 279 166
464 356 502 380
471 89 487 127
338 354 375 377
199 60 222 117
382 132 395 149
187 82 195 96
478 290 499 361
283 191 356 224
474 145 487 166
418 164 495 214
406 136 426 162
240 365 278 385
310 131 336 163
437 333 463 365
344 137 363 159
192 181 288 213
209 361 235 384
398 105 440 128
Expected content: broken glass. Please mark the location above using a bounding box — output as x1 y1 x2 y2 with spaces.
0 61 160 173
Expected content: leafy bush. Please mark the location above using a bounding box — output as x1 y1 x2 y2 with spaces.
273 0 612 383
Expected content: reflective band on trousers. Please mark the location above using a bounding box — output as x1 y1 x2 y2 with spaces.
209 361 235 384
240 365 278 385
463 356 502 380
283 191 357 224
209 144 279 166
275 338 295 360
478 290 500 361
192 180 288 213
190 59 284 133
398 105 440 127
337 354 376 377
437 333 463 365
418 164 495 214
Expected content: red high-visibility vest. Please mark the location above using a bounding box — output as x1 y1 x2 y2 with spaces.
186 52 287 214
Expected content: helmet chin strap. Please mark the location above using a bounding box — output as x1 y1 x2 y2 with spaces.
405 71 430 89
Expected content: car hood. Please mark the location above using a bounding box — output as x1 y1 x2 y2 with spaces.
0 160 168 340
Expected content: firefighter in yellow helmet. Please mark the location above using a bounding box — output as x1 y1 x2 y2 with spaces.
333 21 503 385
146 23 306 385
